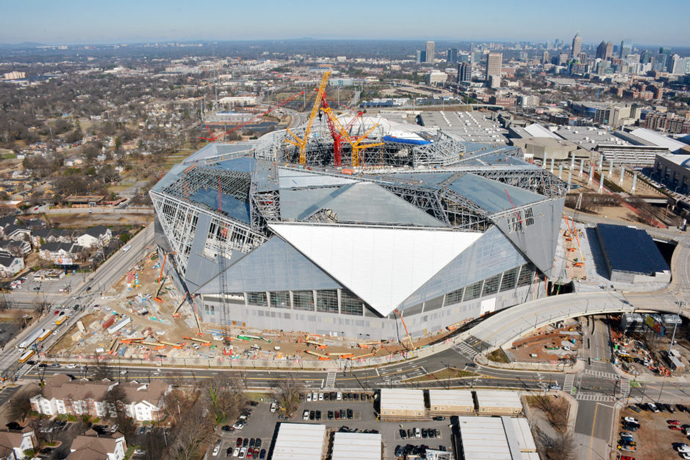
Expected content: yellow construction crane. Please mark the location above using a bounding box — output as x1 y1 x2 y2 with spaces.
285 71 331 165
320 107 383 168
350 123 384 167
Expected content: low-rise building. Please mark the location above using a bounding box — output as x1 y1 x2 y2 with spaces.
76 226 112 249
379 389 426 420
272 423 326 460
0 428 37 460
67 432 126 460
30 375 171 422
428 389 474 415
455 416 538 460
0 250 24 278
474 390 523 416
39 242 85 265
331 432 381 460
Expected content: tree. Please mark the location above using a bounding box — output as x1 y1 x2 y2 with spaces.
165 398 214 460
202 373 246 424
119 233 132 244
273 373 304 417
7 386 41 423
93 362 112 381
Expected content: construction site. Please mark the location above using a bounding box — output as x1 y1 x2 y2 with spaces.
146 71 568 344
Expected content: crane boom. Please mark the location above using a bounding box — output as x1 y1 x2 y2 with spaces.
285 71 331 165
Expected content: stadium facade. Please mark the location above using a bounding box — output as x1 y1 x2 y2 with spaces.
151 116 567 341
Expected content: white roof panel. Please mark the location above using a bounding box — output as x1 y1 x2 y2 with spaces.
475 390 523 409
428 390 474 407
269 224 482 316
331 432 381 460
272 423 326 460
279 169 357 188
630 128 687 153
509 417 537 452
380 389 426 411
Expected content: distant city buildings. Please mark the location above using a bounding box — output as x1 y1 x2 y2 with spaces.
3 71 25 80
486 52 502 88
620 38 633 58
447 48 459 63
457 62 471 83
571 32 582 59
425 41 435 63
596 41 614 60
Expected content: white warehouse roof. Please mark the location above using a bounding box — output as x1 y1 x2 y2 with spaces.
428 390 474 407
272 423 326 460
380 389 426 412
475 390 523 410
269 224 481 317
331 432 381 460
457 416 538 460
509 417 537 452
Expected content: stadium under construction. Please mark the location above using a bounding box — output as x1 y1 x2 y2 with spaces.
151 77 567 341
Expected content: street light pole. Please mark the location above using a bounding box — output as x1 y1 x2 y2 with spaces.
669 300 684 353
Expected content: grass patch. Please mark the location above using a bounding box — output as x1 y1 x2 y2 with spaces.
487 348 510 363
406 367 478 382
2 152 17 159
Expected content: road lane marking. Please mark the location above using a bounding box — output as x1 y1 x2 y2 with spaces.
588 403 598 460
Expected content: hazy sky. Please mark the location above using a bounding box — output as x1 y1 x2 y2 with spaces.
2 0 689 47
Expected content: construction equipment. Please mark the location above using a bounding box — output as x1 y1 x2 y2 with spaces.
200 91 304 142
350 123 384 167
304 350 330 360
394 310 415 351
158 252 175 283
173 292 190 317
285 71 331 165
320 95 363 167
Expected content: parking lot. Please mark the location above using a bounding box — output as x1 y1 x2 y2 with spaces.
619 403 690 459
213 391 452 459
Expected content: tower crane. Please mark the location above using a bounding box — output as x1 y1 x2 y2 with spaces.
284 71 331 165
200 91 304 142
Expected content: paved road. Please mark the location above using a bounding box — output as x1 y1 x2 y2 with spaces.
2 226 155 380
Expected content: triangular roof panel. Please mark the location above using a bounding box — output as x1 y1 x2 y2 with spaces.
269 224 482 316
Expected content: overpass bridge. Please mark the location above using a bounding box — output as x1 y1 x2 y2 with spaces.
462 229 690 355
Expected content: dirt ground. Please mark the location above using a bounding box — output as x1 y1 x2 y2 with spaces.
46 247 460 364
46 213 153 228
618 405 690 460
509 320 581 363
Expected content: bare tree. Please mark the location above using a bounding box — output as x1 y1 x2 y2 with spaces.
203 373 246 424
273 373 304 417
7 386 41 423
93 362 112 381
165 398 214 460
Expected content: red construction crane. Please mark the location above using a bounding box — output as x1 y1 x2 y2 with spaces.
200 91 304 142
320 95 363 167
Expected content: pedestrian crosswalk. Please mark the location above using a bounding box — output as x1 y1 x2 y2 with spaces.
324 372 336 389
583 369 618 380
452 341 479 359
620 379 630 398
563 374 575 394
575 392 615 402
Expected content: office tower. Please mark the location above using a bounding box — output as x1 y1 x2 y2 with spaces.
416 50 426 64
542 50 550 65
605 42 613 60
425 41 435 63
596 41 608 60
485 52 502 82
640 50 652 64
457 62 471 83
660 46 672 57
447 48 458 63
620 39 633 58
653 53 667 72
571 32 582 59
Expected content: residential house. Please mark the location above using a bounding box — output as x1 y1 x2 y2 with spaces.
66 432 126 460
76 226 112 249
0 428 37 460
30 375 171 422
0 240 31 257
2 225 31 242
0 216 17 232
31 228 74 247
39 242 85 265
0 250 24 278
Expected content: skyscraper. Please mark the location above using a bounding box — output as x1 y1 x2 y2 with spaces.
416 50 426 64
457 62 471 83
596 41 606 60
425 41 435 63
620 39 633 58
486 53 502 82
605 42 614 60
542 50 550 65
571 32 582 59
447 48 458 63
